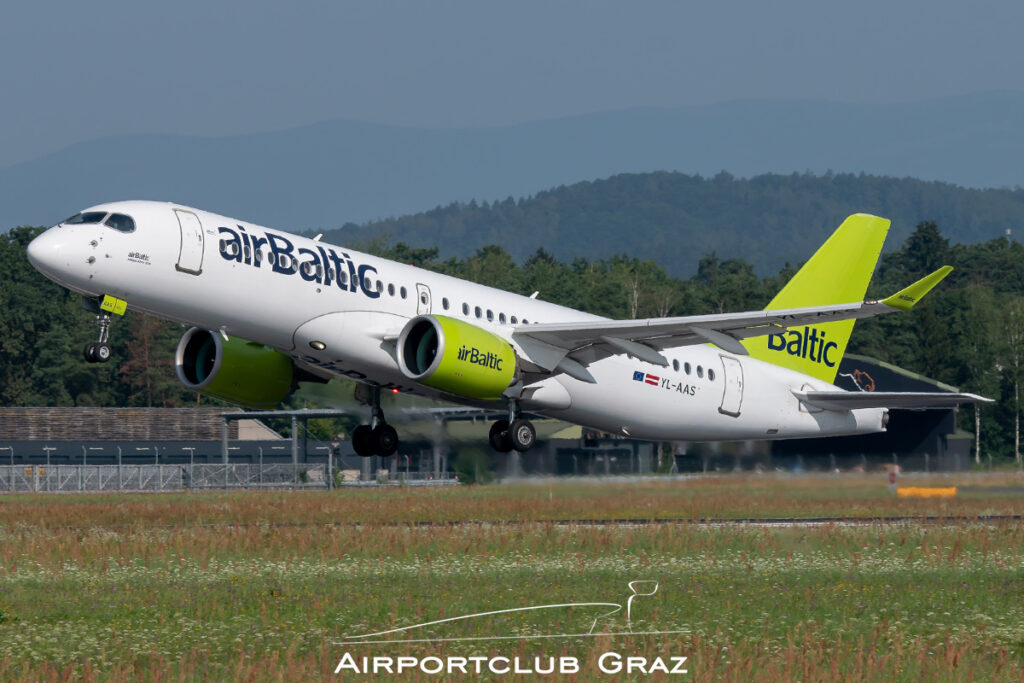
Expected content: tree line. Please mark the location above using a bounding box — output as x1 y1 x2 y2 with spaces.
3 221 1024 458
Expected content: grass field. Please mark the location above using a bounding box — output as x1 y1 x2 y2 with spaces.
1 474 1023 681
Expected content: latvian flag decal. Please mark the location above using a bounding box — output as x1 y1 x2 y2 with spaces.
633 371 659 385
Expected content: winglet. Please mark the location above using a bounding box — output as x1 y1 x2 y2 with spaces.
881 266 953 311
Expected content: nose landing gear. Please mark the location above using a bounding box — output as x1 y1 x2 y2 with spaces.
83 313 113 364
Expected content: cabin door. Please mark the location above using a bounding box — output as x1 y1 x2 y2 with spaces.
174 210 204 275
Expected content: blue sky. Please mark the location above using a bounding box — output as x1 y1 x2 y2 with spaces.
2 0 1022 167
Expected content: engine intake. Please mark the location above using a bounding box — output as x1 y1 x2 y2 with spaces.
175 328 294 409
397 315 516 400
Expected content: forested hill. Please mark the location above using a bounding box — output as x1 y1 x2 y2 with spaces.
322 172 1024 276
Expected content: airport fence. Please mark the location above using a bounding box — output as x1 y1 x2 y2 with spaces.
0 464 455 493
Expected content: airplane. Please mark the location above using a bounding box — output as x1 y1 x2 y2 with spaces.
25 202 989 457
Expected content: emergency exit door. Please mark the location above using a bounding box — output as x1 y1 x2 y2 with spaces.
718 355 744 417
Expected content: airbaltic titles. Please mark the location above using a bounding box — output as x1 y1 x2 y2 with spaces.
218 225 381 298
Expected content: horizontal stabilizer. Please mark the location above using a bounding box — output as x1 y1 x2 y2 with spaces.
793 390 992 412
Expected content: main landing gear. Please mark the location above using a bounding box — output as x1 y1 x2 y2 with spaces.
83 313 113 364
352 385 399 458
489 401 536 453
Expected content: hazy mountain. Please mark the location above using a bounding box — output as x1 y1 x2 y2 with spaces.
2 92 1023 234
326 171 1024 276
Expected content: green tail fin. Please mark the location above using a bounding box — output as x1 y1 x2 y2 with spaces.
744 214 890 383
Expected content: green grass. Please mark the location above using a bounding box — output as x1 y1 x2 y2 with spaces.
1 476 1023 680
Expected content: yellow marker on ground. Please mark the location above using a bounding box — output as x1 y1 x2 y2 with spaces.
896 487 957 498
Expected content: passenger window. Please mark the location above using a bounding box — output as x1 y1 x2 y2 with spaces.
708 369 716 381
388 283 395 296
376 281 383 294
400 286 407 299
442 297 450 310
474 306 482 319
486 309 494 322
684 362 691 375
672 359 680 372
511 316 518 324
697 365 704 378
339 271 348 285
499 313 506 324
462 303 469 315
522 319 529 324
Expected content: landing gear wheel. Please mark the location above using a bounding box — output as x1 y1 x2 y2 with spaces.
372 424 399 457
352 425 374 457
489 420 514 453
509 419 536 452
83 309 116 364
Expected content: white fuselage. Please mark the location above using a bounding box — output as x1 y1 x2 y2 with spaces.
26 201 886 441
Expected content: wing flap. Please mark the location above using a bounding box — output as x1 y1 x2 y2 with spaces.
793 390 992 412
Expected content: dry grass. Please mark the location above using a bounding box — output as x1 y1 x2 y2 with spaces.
1 472 1023 529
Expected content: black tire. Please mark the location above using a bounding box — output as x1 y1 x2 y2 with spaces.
352 425 374 457
83 342 97 363
95 343 112 363
489 419 513 452
509 419 536 452
372 423 399 457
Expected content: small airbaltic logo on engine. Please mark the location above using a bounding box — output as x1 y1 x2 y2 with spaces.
457 346 504 370
767 326 839 367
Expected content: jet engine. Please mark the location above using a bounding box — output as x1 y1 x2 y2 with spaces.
396 315 516 400
175 328 295 409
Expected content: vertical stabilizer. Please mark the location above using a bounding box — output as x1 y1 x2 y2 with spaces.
744 214 890 383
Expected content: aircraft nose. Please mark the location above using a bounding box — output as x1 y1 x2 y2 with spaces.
26 229 66 277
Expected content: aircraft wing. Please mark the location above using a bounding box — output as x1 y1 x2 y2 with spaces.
510 267 952 382
793 390 992 411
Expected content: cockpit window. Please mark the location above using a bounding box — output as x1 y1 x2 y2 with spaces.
64 212 108 225
104 213 136 233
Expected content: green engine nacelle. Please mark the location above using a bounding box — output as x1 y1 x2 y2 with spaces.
397 315 517 401
175 328 294 409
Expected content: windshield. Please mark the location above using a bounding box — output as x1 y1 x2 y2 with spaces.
104 213 135 233
64 212 108 225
